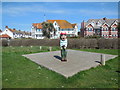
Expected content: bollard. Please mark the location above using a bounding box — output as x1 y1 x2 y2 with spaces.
49 47 52 51
40 46 42 50
100 54 105 65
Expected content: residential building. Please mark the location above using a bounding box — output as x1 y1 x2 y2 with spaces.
0 30 2 35
1 26 32 39
31 23 44 39
0 34 11 40
31 20 78 39
81 18 118 38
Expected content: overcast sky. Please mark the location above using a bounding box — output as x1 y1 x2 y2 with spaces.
1 2 118 31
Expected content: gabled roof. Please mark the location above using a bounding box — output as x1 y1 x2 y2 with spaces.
105 19 118 26
7 28 17 32
32 23 42 29
85 18 118 29
6 27 31 35
0 34 11 38
72 24 77 28
47 20 73 29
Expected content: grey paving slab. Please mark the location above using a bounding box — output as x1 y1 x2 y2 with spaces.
22 49 117 78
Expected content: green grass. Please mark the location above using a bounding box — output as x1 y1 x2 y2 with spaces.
2 46 119 88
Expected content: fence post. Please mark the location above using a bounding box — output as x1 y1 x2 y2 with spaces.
7 39 10 46
100 54 105 65
40 46 42 50
49 47 52 51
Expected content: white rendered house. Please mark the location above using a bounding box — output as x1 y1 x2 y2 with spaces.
31 23 44 39
1 26 31 39
32 20 78 39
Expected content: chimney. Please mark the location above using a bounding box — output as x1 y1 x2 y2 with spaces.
13 28 16 30
5 26 8 28
103 17 107 20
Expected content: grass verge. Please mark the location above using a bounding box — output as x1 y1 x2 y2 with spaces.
2 46 119 88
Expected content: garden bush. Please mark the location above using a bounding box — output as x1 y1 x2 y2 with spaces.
1 38 119 49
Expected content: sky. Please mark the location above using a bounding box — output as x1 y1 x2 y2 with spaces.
1 2 118 31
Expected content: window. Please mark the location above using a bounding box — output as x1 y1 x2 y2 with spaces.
87 27 92 31
106 28 108 31
36 29 41 32
58 27 60 31
97 21 102 26
50 34 52 37
61 29 64 31
102 27 108 31
55 23 57 25
111 27 116 31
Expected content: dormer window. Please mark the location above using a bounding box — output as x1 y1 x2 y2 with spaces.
97 20 102 26
91 22 95 26
55 23 57 26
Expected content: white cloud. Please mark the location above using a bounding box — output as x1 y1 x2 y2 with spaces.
2 4 66 16
2 2 118 17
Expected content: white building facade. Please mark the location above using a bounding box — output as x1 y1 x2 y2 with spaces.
1 26 32 39
31 20 78 39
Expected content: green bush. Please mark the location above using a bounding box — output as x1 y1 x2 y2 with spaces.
1 38 119 49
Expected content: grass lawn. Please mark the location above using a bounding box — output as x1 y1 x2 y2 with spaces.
2 46 119 88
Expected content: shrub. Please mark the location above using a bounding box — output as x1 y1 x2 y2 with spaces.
1 38 118 49
2 40 8 47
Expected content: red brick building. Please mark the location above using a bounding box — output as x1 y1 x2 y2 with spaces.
81 18 118 38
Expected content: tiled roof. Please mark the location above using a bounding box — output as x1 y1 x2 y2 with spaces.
85 18 118 29
8 28 16 32
47 20 73 29
32 23 42 29
6 27 31 35
72 24 77 28
0 34 11 38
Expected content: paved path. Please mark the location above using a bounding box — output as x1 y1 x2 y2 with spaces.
22 49 117 78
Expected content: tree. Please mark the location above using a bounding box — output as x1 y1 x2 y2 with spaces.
42 22 56 38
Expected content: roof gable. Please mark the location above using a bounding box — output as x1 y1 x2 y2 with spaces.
101 22 109 27
0 34 11 38
72 24 77 28
47 20 73 29
110 20 118 27
32 23 42 29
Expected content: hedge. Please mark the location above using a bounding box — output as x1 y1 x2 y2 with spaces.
1 38 119 49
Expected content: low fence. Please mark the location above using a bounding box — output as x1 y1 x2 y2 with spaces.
0 38 119 49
